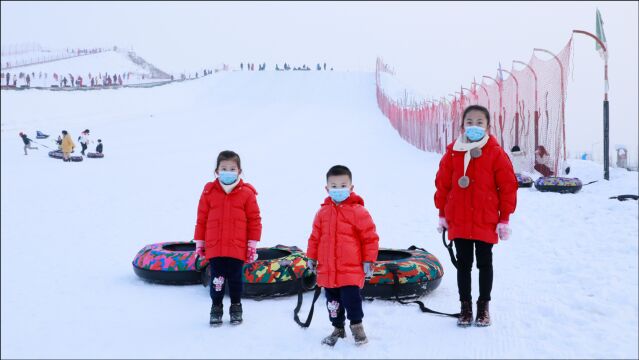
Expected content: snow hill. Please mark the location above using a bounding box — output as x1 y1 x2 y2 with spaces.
1 71 638 358
1 50 169 87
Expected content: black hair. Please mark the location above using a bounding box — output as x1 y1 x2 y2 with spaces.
326 165 352 182
511 145 521 152
62 130 68 135
216 150 241 170
462 105 491 127
98 139 102 142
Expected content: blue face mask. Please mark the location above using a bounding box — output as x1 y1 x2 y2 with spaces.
328 188 350 203
218 171 238 185
465 126 486 141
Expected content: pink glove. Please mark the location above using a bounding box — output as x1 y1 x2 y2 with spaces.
497 222 511 241
437 217 448 233
246 240 258 263
194 240 205 257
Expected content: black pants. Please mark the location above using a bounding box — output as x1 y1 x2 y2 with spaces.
81 143 88 155
325 286 364 327
209 257 244 306
454 239 494 302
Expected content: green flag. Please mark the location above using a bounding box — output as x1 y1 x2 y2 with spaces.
596 9 608 59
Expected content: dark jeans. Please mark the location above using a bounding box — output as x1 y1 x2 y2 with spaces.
209 257 244 306
325 286 364 327
454 239 494 302
81 143 88 155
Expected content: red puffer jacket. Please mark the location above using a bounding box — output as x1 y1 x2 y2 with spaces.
194 179 262 261
307 192 379 288
434 135 518 244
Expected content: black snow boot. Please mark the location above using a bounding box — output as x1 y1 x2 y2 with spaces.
229 303 243 325
321 326 346 346
209 304 223 326
457 300 473 327
349 323 368 345
475 300 491 327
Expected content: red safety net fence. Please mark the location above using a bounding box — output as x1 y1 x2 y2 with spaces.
376 38 573 175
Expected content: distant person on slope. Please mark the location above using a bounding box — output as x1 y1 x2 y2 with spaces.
193 150 262 327
60 130 75 162
95 139 103 154
78 129 92 155
19 132 38 155
434 105 518 328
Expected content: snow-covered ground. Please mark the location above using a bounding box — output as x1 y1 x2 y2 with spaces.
1 71 637 358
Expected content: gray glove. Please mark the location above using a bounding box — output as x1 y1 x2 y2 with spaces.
363 262 374 278
307 259 317 273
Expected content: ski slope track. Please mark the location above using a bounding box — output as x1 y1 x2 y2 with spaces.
1 71 637 359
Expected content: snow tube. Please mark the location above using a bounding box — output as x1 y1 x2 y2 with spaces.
516 173 533 188
132 242 209 284
48 150 83 162
87 152 104 158
362 246 444 300
48 150 64 159
201 244 317 298
133 242 316 294
534 176 582 194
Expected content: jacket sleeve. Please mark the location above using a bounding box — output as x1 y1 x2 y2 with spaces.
434 149 454 217
306 210 321 261
356 207 379 263
245 192 262 241
193 184 212 241
494 149 518 222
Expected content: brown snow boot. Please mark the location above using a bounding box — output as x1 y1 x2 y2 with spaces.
321 326 346 346
457 300 473 327
475 300 491 327
349 322 368 345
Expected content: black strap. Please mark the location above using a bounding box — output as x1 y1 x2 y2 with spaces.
387 263 459 318
442 229 458 269
286 265 322 328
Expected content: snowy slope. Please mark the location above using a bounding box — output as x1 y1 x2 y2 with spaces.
1 71 637 359
1 50 160 87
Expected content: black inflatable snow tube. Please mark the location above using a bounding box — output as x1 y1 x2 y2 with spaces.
48 150 83 162
87 152 104 158
534 176 582 194
516 173 533 188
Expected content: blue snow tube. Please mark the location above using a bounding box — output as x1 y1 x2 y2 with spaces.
516 173 533 188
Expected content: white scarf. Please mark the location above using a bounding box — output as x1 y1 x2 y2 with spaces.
452 134 489 178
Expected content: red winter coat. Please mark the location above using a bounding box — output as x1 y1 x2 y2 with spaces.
434 135 518 244
307 193 379 289
194 179 262 261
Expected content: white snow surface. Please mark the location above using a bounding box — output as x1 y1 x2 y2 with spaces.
1 71 638 359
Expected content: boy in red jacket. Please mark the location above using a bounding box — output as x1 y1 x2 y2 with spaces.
193 150 262 326
307 165 379 346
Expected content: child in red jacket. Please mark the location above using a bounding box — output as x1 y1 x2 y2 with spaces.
434 105 518 327
193 150 262 326
307 165 379 346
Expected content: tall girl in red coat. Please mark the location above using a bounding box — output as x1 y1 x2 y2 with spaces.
193 150 262 326
434 105 518 327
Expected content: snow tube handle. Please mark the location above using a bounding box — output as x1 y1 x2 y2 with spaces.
442 229 458 269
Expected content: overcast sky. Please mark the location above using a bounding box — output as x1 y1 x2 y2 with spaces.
2 1 637 160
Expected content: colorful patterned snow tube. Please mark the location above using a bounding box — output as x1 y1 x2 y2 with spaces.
362 246 444 300
534 176 582 194
48 150 83 162
132 242 209 284
201 244 317 298
87 152 104 158
516 173 533 188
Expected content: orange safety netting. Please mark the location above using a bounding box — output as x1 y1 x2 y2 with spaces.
376 38 573 175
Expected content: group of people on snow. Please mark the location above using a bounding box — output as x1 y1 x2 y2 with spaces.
20 129 103 161
194 105 517 346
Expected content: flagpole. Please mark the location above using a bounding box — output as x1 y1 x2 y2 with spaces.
573 29 609 180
